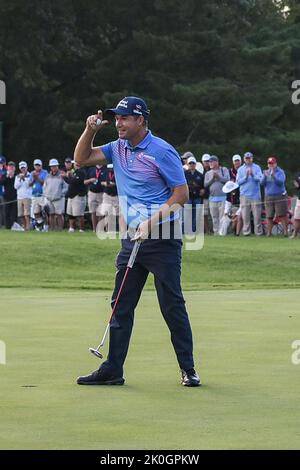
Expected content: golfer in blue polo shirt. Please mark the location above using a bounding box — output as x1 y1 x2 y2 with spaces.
75 96 200 387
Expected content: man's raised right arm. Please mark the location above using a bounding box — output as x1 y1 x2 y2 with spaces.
74 110 109 167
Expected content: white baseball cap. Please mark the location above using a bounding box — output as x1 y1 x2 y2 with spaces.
202 153 211 162
33 159 43 166
232 154 241 162
19 161 27 169
222 181 239 194
187 156 197 164
49 158 59 166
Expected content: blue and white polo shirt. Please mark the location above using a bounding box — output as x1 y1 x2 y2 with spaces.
100 131 186 228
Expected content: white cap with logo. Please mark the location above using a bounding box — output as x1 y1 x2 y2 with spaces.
19 161 27 169
187 156 197 164
49 158 59 166
201 153 211 162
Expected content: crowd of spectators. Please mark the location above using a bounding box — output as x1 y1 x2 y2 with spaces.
182 151 300 238
0 155 119 233
0 151 299 239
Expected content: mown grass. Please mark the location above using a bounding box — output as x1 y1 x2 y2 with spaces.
0 230 299 290
1 288 300 449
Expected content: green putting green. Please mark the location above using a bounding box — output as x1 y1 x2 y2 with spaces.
1 288 300 449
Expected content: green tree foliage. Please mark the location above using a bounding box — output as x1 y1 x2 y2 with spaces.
0 0 299 174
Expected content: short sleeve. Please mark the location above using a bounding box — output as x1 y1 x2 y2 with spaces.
100 143 113 164
158 148 186 188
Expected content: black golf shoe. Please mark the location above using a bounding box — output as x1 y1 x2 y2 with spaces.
181 368 201 387
77 368 125 386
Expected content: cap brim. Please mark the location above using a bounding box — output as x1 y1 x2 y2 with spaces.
105 108 149 117
105 108 130 116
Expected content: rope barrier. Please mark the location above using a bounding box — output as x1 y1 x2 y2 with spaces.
0 196 297 208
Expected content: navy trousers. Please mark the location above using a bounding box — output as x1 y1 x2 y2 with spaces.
101 236 195 376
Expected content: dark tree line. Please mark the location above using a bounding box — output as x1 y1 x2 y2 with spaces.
0 0 299 178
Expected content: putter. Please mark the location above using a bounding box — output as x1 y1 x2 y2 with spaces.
89 239 142 359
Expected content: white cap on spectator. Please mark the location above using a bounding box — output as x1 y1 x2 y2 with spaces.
202 153 210 162
34 159 43 166
49 158 59 166
232 154 241 162
19 161 27 169
187 156 197 164
107 163 114 169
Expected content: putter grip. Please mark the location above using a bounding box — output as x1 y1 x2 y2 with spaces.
127 240 141 268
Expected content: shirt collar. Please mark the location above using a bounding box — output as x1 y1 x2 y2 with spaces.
124 130 152 151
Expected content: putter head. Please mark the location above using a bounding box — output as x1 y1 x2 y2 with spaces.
89 347 103 359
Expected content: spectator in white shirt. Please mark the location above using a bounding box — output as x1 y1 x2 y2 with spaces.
14 161 32 230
